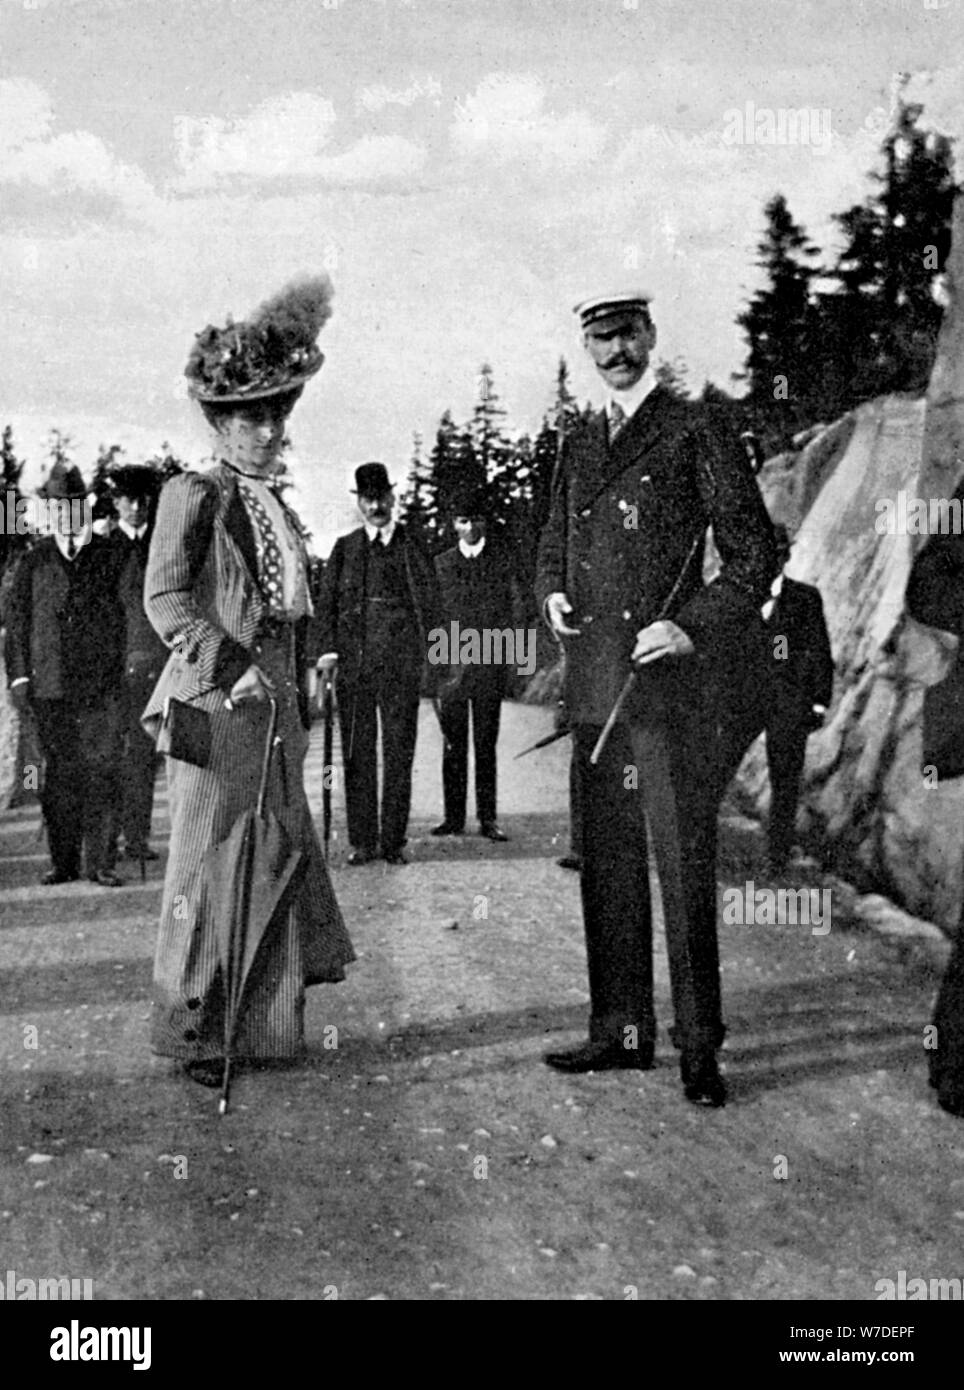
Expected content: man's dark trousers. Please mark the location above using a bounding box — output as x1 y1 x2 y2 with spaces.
574 683 721 1053
340 604 420 855
439 667 504 828
765 720 808 865
33 696 122 878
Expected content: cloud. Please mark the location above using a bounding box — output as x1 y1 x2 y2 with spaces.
173 90 426 190
0 77 159 222
357 75 443 114
450 73 608 170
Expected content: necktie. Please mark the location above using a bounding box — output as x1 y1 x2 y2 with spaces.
609 400 628 444
237 480 285 613
66 535 76 560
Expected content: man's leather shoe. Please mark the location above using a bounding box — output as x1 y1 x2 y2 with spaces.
937 1082 964 1117
680 1051 726 1107
382 849 408 865
89 871 123 888
41 868 79 886
556 854 582 872
347 848 377 866
480 822 508 842
544 1039 654 1073
431 822 463 836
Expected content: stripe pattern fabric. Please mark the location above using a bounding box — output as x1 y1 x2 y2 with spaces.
144 466 354 1062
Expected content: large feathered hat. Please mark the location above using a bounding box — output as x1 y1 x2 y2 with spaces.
185 273 334 405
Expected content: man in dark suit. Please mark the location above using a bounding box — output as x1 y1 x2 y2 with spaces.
432 483 518 842
6 463 126 886
760 526 834 870
905 484 964 1119
535 289 776 1106
715 525 834 871
104 466 167 866
317 462 441 865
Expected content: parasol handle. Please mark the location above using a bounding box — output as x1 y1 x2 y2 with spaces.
256 696 279 819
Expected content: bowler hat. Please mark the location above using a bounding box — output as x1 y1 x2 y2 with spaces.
352 462 393 497
39 462 87 501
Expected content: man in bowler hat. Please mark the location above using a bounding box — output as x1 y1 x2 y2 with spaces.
317 463 440 864
5 462 126 886
104 465 168 865
535 289 776 1105
432 482 519 842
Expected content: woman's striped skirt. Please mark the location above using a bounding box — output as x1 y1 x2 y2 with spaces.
151 634 354 1061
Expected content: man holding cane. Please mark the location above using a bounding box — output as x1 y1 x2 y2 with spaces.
535 289 775 1106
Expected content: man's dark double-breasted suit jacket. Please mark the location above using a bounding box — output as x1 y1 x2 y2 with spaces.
534 388 777 730
316 524 441 684
6 535 125 703
6 535 126 879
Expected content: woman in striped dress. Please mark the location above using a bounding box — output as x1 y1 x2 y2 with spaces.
142 276 354 1087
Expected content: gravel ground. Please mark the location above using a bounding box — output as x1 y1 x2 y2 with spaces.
1 701 962 1302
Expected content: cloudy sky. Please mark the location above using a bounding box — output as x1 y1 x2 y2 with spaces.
2 0 962 550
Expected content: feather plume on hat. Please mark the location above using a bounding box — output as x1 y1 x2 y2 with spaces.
185 272 334 404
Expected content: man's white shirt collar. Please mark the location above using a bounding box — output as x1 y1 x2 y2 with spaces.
458 536 486 559
607 366 659 422
118 519 147 542
364 520 396 545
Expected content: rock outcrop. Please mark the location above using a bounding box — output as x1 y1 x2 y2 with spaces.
736 193 964 935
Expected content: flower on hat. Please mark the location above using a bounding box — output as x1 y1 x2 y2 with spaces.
185 273 334 402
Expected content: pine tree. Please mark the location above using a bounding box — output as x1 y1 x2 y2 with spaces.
91 443 126 523
43 429 76 490
655 356 691 401
0 425 28 575
144 442 188 483
551 357 580 437
736 194 820 449
418 411 477 553
397 430 440 552
820 94 958 403
471 363 516 520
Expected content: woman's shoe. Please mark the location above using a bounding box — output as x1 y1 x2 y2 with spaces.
183 1059 225 1088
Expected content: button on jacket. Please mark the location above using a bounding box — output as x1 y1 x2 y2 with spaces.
534 388 777 727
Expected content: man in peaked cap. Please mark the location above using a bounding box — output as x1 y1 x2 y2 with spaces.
5 462 127 886
316 462 441 865
534 287 776 1105
431 481 522 842
104 465 167 867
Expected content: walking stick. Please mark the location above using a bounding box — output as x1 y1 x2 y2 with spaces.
321 674 334 861
514 726 571 759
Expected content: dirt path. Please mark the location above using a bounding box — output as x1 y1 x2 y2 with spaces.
1 702 962 1301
